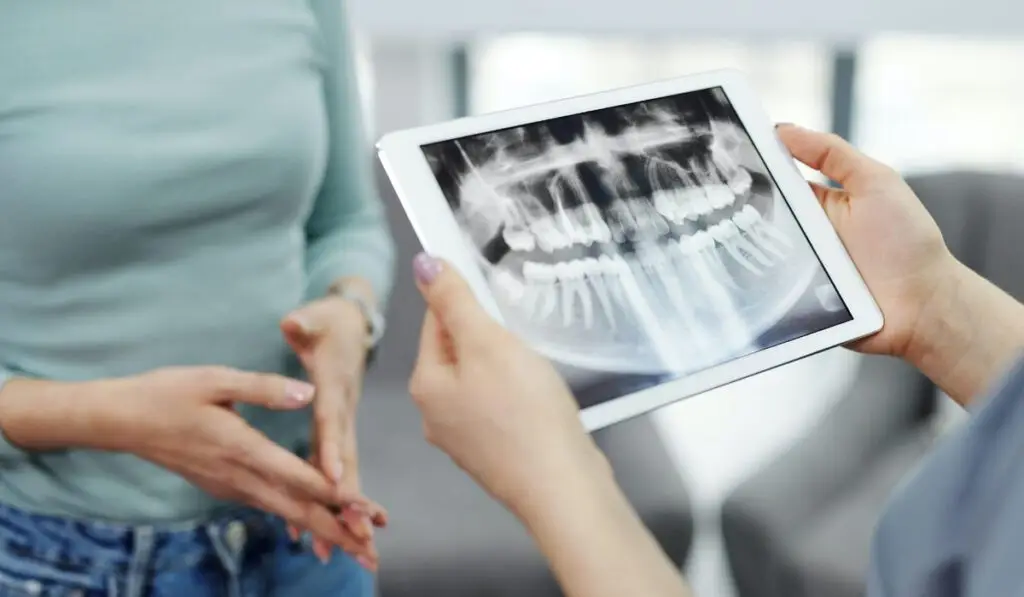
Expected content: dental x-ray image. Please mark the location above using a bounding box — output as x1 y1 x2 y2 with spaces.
422 86 853 410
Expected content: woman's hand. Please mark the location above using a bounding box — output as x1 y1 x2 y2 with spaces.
280 291 384 568
407 254 610 515
407 256 692 597
780 124 1024 404
0 367 383 561
777 124 956 358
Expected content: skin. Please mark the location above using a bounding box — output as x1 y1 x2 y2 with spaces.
407 123 1024 597
280 276 386 568
0 275 386 569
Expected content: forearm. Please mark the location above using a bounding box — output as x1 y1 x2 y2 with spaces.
513 450 692 597
906 259 1024 406
0 377 118 452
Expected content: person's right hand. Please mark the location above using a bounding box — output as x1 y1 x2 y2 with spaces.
0 366 384 567
776 124 958 358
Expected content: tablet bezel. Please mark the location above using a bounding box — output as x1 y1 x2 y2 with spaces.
377 68 883 431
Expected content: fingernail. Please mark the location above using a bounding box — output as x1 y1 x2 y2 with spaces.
287 525 299 542
412 253 443 285
775 122 793 129
289 314 315 335
285 381 316 404
356 555 375 571
331 461 344 483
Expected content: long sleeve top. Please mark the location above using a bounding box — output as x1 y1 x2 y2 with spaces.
0 0 395 523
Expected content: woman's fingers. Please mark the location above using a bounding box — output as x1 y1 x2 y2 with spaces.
230 424 369 509
412 254 500 353
776 124 896 192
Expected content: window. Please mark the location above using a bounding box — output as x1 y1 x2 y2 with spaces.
468 35 832 128
855 34 1024 174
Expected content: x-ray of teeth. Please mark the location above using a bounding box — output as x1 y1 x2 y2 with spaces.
422 86 854 411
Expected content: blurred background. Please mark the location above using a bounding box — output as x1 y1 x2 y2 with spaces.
350 3 1023 596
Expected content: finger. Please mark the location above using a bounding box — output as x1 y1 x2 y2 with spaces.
411 253 498 350
223 466 368 556
312 370 348 485
776 124 895 192
231 427 369 509
808 181 850 207
281 299 342 350
420 311 457 367
203 367 316 410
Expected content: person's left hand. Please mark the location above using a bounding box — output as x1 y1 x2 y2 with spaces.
280 293 386 569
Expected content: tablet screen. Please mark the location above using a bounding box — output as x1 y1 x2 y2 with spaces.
421 86 853 410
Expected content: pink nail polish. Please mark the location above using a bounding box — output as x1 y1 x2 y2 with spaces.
412 253 442 285
285 381 315 404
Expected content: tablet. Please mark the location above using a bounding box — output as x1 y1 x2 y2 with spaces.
377 68 882 431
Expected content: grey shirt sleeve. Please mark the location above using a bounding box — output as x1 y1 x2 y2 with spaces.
866 354 1024 597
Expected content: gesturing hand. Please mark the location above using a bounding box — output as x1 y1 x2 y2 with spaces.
100 366 379 549
408 255 609 514
280 293 385 569
777 124 956 357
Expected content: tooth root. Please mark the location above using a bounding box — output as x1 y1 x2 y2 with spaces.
722 221 774 267
720 239 763 276
743 205 793 249
734 209 787 259
579 204 611 245
599 254 629 307
679 236 734 294
537 284 558 320
520 285 540 319
555 264 575 327
651 250 710 347
568 262 596 330
585 258 617 330
687 232 741 290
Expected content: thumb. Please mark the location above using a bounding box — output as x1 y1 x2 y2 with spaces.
411 253 496 349
776 124 895 192
280 303 332 350
200 367 316 410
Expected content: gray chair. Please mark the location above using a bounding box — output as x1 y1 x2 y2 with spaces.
720 171 1024 597
357 166 695 596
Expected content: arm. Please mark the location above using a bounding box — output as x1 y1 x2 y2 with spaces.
905 259 1024 406
514 452 693 597
304 0 396 305
0 373 113 456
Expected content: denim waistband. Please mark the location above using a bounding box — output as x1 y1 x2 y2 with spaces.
0 501 281 577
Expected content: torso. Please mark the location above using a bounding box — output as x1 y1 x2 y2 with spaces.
0 0 331 522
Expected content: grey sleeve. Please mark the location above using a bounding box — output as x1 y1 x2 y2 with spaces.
865 354 1024 597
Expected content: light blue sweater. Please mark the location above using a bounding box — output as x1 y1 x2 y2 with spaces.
0 0 395 523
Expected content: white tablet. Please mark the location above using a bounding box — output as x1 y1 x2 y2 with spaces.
377 68 882 431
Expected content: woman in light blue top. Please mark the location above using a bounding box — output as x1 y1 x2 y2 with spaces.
0 1 394 595
406 124 1024 597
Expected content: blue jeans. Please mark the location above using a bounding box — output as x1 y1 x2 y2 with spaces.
0 503 374 597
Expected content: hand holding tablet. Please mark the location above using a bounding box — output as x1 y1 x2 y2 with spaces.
380 69 887 430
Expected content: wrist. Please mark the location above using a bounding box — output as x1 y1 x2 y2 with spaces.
0 377 125 451
508 440 620 528
902 257 971 367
